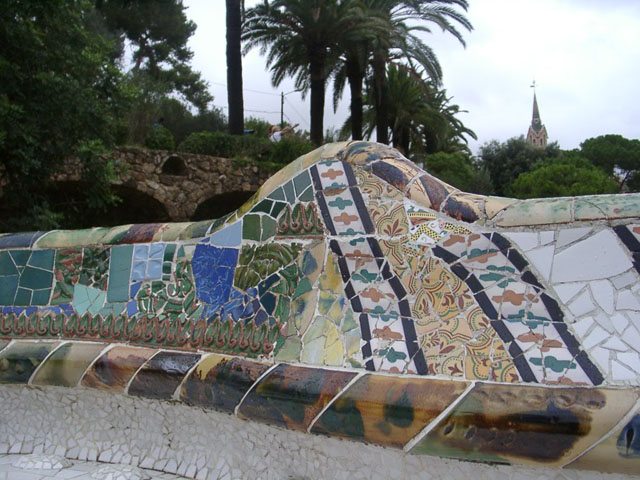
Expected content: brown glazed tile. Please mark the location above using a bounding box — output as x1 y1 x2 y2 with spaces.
311 374 469 448
81 345 155 392
179 354 271 413
31 342 107 387
128 351 200 400
410 383 639 467
237 364 357 431
568 402 640 475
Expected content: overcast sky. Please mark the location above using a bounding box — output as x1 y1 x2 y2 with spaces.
184 0 640 154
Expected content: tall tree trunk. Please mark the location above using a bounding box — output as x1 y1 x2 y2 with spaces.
346 58 364 140
226 0 244 135
372 53 389 144
309 56 325 146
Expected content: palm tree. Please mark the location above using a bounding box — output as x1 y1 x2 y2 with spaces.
244 0 354 146
366 0 472 144
342 64 476 158
226 0 244 135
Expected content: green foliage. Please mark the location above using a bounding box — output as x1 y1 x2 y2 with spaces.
264 137 315 165
425 151 494 195
477 136 561 196
425 152 475 191
178 131 314 168
178 132 239 158
580 134 640 191
0 0 128 232
509 155 619 199
144 125 175 151
244 117 272 138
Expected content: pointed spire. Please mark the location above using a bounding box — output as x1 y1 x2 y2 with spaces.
532 92 541 125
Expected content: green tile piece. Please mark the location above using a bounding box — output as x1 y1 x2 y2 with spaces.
299 185 314 202
164 243 176 262
0 275 19 305
283 181 296 204
14 287 31 306
261 216 276 241
270 201 287 218
10 250 30 267
268 187 285 201
19 266 53 290
252 199 273 214
28 249 55 270
0 252 18 276
242 214 261 241
293 170 312 197
31 289 51 306
107 245 133 302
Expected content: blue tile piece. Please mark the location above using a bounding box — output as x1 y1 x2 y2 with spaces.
130 282 143 299
149 243 165 258
127 300 138 316
131 261 147 281
209 221 242 247
134 245 149 260
147 259 162 279
192 244 239 313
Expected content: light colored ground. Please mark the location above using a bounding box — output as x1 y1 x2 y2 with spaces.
0 454 189 480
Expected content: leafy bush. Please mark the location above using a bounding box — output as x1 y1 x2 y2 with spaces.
509 155 618 199
178 131 238 157
144 125 175 150
178 131 315 167
265 137 315 164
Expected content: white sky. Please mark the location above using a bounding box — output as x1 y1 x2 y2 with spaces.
184 0 640 154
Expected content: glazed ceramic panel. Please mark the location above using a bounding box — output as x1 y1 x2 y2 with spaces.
0 340 58 384
238 364 357 431
128 351 201 400
180 354 271 413
410 382 639 466
311 374 469 448
30 341 106 387
81 345 155 392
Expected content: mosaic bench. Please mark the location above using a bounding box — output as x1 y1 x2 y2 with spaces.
1 141 639 478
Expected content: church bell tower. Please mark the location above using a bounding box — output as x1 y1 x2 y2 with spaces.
526 85 548 148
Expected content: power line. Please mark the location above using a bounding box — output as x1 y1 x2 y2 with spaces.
210 81 280 97
284 97 309 128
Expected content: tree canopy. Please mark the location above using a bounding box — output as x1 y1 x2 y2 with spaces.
509 155 618 199
580 134 640 191
0 0 129 231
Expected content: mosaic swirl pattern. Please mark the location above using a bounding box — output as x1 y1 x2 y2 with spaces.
1 141 640 475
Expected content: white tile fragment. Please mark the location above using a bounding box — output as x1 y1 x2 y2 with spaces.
602 336 629 351
524 246 554 281
539 231 555 245
554 283 585 304
551 230 633 283
556 227 592 249
612 360 638 381
568 290 596 317
504 232 539 251
611 312 630 334
612 270 638 289
571 317 593 337
583 325 609 350
617 289 640 311
589 279 615 315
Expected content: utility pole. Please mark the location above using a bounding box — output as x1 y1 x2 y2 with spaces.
280 92 285 128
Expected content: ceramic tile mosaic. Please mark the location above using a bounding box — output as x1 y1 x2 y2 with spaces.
2 141 640 476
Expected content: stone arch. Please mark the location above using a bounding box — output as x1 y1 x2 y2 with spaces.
192 191 257 221
161 154 188 176
16 181 171 228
